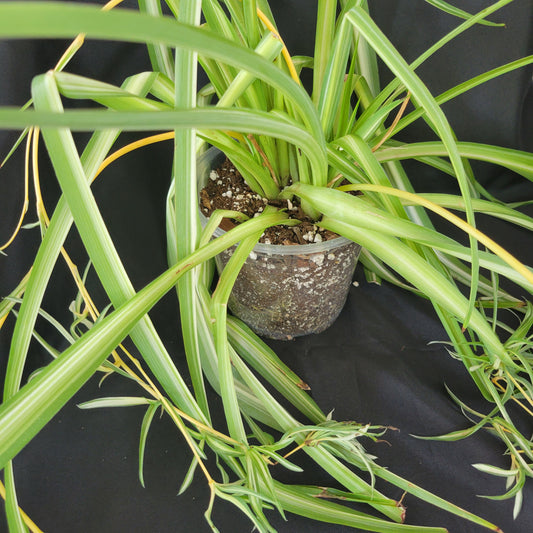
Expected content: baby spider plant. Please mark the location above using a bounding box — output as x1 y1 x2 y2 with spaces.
0 0 532 532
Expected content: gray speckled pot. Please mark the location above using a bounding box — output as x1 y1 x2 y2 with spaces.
198 147 361 340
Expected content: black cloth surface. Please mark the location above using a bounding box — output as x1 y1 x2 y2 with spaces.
1 1 532 532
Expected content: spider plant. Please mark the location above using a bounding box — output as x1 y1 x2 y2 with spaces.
0 0 532 532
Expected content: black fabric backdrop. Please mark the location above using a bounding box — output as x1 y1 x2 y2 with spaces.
1 1 532 532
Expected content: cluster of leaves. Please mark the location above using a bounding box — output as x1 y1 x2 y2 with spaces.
0 0 532 532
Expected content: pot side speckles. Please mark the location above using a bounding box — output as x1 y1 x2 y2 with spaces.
215 242 358 340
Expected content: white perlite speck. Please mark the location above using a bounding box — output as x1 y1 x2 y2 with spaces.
311 254 324 266
210 170 219 181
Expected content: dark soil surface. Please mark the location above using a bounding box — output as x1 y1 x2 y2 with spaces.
199 157 339 245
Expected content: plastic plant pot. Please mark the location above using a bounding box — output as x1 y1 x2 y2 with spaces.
198 147 361 340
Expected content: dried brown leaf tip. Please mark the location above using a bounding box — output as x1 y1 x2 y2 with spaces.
297 379 311 391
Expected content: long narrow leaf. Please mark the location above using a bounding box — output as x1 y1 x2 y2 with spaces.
312 0 338 105
376 141 533 181
423 0 505 26
0 106 326 179
0 1 324 147
395 55 533 136
138 0 175 78
174 0 210 420
273 482 445 533
227 317 326 424
320 217 512 366
138 401 160 488
346 6 480 328
0 211 295 469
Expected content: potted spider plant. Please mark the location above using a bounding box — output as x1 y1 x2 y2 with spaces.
0 0 532 532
